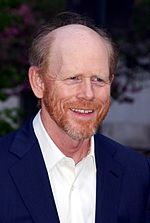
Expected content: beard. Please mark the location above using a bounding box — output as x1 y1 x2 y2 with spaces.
43 87 110 140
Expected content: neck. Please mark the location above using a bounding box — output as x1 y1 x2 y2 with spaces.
40 109 91 164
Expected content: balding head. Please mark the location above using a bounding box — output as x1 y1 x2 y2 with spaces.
45 24 110 79
29 12 118 79
50 24 109 53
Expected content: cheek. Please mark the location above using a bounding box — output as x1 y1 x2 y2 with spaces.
53 85 77 108
57 85 76 98
96 87 111 103
50 89 70 113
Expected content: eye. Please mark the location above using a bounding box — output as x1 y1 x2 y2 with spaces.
95 77 103 82
69 76 80 80
64 75 82 85
91 76 106 86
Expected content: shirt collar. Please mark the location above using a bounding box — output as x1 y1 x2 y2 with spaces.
33 111 95 171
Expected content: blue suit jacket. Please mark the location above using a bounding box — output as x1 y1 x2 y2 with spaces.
0 120 150 223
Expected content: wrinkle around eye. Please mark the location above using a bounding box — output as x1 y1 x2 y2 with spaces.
91 76 109 85
61 75 82 84
65 79 81 85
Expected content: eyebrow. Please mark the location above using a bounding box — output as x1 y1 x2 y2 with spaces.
57 73 109 79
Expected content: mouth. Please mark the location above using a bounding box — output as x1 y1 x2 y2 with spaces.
70 108 95 118
71 108 94 113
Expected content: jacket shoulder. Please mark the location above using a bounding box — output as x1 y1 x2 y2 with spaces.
0 131 17 153
95 133 150 173
0 119 35 163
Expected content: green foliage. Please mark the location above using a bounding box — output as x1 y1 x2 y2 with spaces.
0 67 20 88
0 0 66 136
0 108 23 135
0 0 21 8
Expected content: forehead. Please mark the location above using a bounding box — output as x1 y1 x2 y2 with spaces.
48 24 109 76
51 24 109 53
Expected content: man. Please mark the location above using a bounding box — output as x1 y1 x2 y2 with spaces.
0 12 150 223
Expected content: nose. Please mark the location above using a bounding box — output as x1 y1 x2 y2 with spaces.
77 78 94 101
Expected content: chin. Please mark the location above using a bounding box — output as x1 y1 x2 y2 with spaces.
63 122 97 140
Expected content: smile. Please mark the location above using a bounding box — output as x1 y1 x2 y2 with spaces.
70 108 94 114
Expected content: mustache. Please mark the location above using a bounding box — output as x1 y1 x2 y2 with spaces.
64 99 103 110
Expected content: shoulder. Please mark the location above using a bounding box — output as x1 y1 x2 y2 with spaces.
0 131 17 153
95 133 150 174
0 130 19 173
0 119 35 163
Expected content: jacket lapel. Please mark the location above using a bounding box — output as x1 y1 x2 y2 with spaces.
95 134 124 223
9 121 60 223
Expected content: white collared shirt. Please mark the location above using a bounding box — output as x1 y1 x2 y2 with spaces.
33 111 96 223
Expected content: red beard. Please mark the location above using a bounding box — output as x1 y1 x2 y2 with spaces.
43 88 110 140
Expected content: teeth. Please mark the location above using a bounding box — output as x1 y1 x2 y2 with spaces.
71 108 93 114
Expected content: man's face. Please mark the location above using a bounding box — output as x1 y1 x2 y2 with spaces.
41 25 111 140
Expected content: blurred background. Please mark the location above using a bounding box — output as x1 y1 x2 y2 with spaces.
0 0 150 155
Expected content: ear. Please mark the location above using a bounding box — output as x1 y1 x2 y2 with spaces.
28 66 45 99
110 74 114 84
